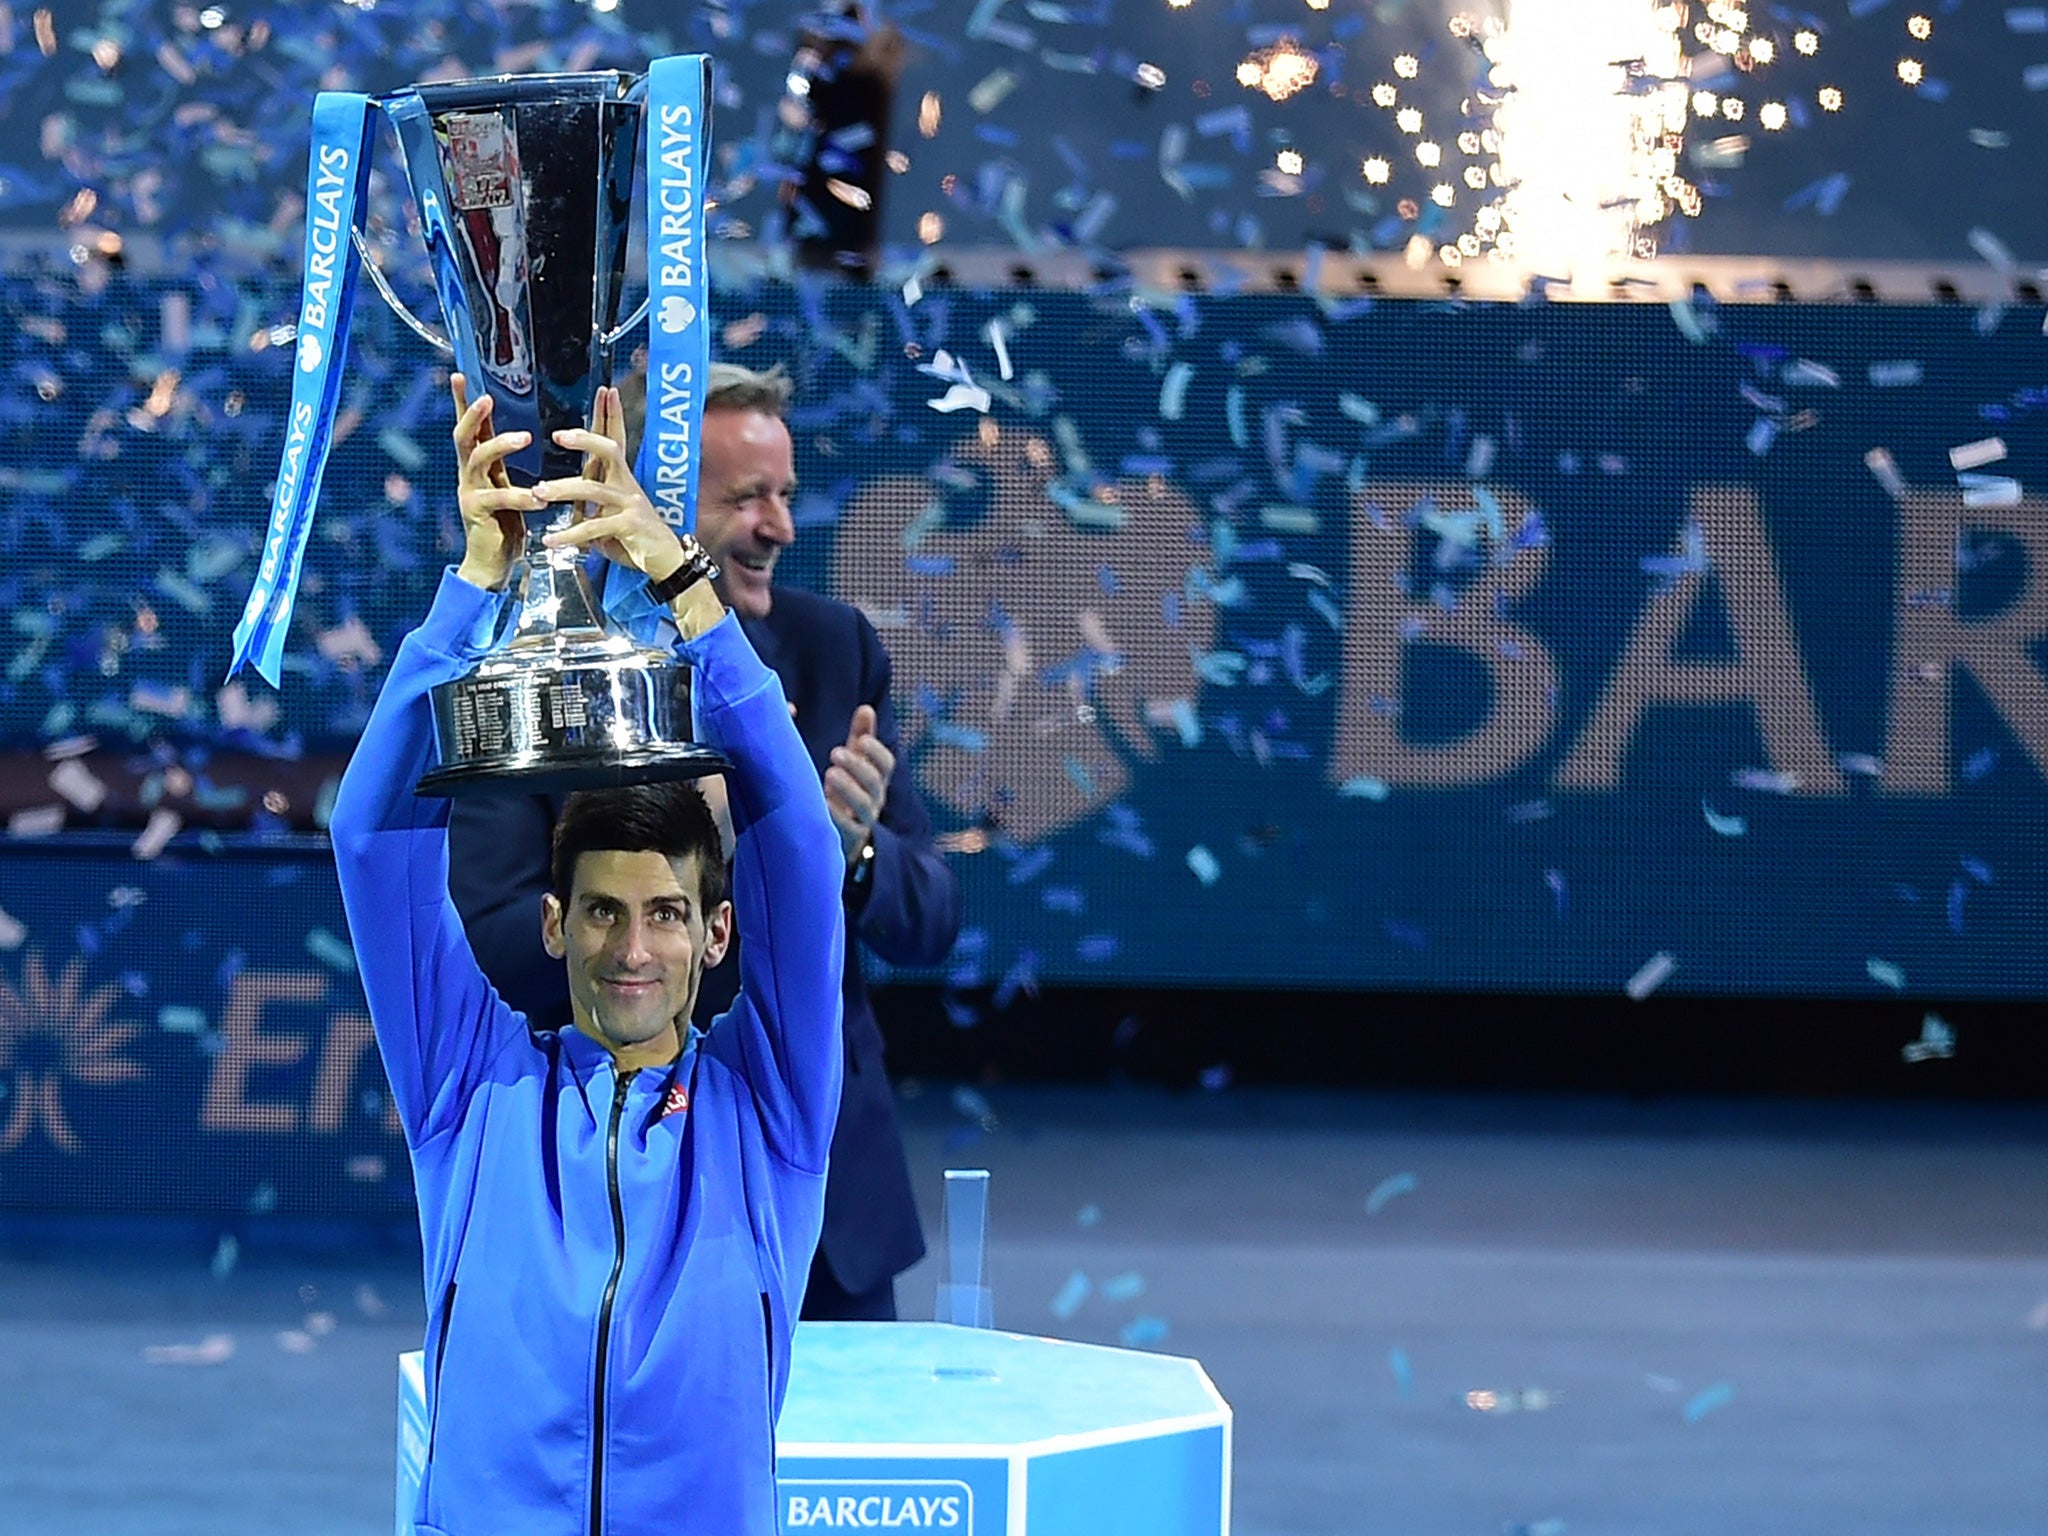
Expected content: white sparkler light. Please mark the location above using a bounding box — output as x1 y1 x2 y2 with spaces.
1489 0 1688 278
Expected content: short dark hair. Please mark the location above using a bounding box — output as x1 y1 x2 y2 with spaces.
550 781 730 912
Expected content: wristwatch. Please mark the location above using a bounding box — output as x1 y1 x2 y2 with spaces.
843 834 877 914
645 535 721 606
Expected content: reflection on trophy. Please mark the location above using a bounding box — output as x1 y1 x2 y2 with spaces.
362 67 729 796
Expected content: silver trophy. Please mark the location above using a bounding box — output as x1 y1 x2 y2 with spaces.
362 69 728 796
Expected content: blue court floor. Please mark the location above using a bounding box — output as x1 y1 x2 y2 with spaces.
5 1086 2046 1535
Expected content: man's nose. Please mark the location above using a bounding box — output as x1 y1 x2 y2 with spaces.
761 493 796 547
614 916 654 967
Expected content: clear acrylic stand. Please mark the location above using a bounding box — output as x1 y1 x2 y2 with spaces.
932 1168 998 1380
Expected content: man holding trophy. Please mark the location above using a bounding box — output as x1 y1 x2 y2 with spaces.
330 375 844 1534
236 58 848 1534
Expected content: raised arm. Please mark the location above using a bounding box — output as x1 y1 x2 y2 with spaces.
329 573 527 1145
328 376 540 1146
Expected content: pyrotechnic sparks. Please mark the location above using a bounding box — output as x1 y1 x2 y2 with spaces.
1488 0 1691 276
1238 39 1318 101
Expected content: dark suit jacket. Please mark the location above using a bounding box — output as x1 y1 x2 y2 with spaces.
447 586 963 1298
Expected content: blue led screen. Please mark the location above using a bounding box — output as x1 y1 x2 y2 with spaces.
2 273 2045 1014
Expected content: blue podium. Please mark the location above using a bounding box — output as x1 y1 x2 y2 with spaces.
397 1322 1231 1535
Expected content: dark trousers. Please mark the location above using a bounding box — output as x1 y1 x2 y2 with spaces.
799 1247 897 1321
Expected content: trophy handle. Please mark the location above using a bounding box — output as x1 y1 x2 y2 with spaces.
350 226 457 357
599 297 652 350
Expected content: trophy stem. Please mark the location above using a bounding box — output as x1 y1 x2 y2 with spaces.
506 509 608 647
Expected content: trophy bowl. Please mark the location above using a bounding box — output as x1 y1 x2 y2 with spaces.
369 64 730 797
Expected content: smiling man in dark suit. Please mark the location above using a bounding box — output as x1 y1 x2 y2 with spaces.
448 362 963 1320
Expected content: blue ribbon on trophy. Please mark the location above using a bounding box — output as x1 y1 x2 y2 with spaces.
635 53 711 533
227 91 376 686
595 54 714 646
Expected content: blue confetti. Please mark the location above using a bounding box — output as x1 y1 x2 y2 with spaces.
1683 1382 1735 1424
1118 1315 1170 1349
1049 1271 1091 1321
1702 802 1747 837
1100 1271 1145 1302
1365 1172 1419 1215
1388 1346 1414 1400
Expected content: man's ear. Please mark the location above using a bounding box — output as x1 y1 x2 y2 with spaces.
541 893 567 960
701 900 735 970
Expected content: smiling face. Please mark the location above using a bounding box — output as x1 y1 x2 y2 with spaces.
541 849 733 1071
695 406 798 621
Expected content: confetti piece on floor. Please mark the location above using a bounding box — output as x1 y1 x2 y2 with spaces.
1388 1346 1414 1400
143 1333 234 1367
1683 1382 1734 1423
1626 952 1676 1000
276 1329 317 1354
1050 1271 1091 1321
1465 1386 1557 1413
1365 1172 1419 1215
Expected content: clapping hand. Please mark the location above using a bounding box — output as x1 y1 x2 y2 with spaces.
826 704 895 865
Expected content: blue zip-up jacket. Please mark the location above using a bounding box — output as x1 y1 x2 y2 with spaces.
330 569 846 1536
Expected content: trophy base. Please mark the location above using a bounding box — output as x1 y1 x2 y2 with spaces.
415 741 733 798
415 637 730 799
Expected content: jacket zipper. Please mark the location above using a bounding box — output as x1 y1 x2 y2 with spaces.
760 1292 777 1474
428 1278 457 1460
590 1072 632 1536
